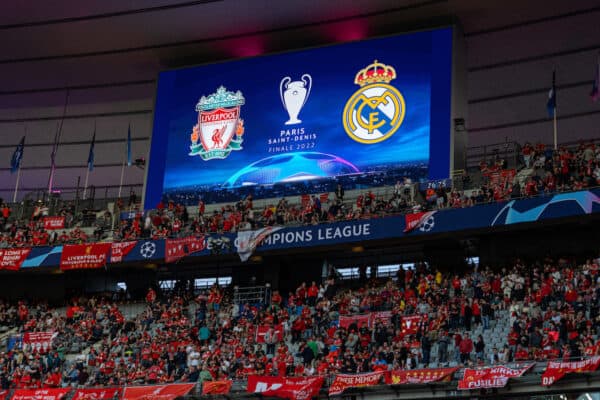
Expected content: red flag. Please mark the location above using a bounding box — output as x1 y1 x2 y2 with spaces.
60 243 112 270
165 236 206 263
0 390 8 400
43 216 65 230
386 367 458 384
542 356 600 386
400 315 425 337
256 324 284 343
110 241 137 263
338 314 370 329
122 383 196 400
247 375 324 400
329 372 384 395
0 248 31 271
11 388 70 400
369 311 393 327
403 211 436 233
202 380 233 395
23 332 57 354
458 364 534 390
71 388 121 400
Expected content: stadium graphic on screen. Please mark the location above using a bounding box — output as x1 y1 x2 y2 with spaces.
145 28 452 206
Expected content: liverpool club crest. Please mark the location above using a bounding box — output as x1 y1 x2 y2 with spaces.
189 86 245 160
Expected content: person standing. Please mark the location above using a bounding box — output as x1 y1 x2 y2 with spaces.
335 184 345 203
463 300 472 331
459 333 473 365
475 335 485 362
437 331 450 365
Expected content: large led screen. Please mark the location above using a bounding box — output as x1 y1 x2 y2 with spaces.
145 28 453 207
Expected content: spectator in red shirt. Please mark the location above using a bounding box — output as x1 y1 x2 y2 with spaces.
459 333 474 364
307 281 319 306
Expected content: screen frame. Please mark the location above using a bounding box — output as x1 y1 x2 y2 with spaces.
142 25 457 210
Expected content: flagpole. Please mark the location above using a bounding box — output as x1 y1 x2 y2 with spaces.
13 165 21 203
13 126 26 203
553 107 558 150
118 159 125 199
83 168 90 200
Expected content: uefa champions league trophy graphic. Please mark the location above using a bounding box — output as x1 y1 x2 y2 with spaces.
280 74 312 125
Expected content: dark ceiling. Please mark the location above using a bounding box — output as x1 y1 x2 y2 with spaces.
1 0 597 108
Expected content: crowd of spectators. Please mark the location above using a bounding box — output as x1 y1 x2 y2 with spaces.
0 200 90 248
0 255 599 390
2 141 600 247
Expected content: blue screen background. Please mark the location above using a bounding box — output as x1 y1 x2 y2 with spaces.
145 28 452 208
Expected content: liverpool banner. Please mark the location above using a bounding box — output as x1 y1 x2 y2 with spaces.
60 243 112 270
400 315 426 337
339 312 392 329
0 248 31 271
165 236 206 263
247 375 324 400
202 380 233 395
11 388 70 400
23 332 57 354
236 227 283 262
256 324 285 343
329 372 384 395
71 388 121 400
458 364 534 390
43 216 65 230
122 384 195 400
386 367 458 384
541 356 600 386
110 241 137 263
339 314 371 329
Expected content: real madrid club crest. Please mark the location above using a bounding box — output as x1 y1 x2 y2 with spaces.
342 60 406 144
189 86 245 161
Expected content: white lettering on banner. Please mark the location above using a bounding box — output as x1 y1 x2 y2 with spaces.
542 376 554 386
254 383 283 392
262 223 371 246
468 378 508 388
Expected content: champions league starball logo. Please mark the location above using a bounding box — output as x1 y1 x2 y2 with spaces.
139 242 156 259
491 191 600 226
189 86 246 161
343 60 406 144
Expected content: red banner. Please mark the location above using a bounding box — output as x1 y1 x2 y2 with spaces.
23 332 56 354
71 388 121 400
110 241 137 263
60 243 112 270
329 372 384 396
11 388 70 400
458 364 534 390
541 356 600 386
0 248 31 271
247 376 323 400
370 311 392 326
165 236 206 263
202 380 233 395
256 324 284 343
43 216 65 230
386 367 458 384
122 384 195 400
339 314 370 329
401 315 425 337
404 211 436 233
0 390 8 400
